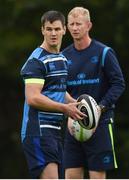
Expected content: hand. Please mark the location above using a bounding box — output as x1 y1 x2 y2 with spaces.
97 105 101 119
64 102 87 120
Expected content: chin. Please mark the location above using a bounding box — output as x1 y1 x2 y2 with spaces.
51 44 58 48
72 35 80 40
50 42 58 46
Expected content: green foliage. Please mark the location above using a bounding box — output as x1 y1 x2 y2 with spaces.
0 0 128 178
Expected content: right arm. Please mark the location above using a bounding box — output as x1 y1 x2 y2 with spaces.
65 92 76 103
21 57 85 120
25 83 85 120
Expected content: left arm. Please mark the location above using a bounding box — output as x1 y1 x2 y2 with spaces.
99 48 125 109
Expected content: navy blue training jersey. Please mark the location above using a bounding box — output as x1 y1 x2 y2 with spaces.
21 47 68 141
63 39 125 122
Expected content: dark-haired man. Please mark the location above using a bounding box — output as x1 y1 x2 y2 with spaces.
20 10 84 179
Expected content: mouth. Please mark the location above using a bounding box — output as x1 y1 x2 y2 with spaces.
72 33 79 36
50 38 57 42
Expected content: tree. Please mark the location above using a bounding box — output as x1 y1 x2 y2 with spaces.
0 0 128 178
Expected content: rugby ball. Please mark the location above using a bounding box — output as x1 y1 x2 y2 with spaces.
77 94 100 129
68 118 94 142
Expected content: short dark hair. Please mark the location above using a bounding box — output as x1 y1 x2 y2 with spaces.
41 10 65 27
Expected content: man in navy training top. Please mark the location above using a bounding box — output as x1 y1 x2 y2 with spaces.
63 7 125 179
20 10 85 179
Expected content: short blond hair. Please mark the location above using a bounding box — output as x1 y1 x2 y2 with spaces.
68 7 91 21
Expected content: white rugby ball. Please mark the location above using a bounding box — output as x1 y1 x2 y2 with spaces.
77 94 100 129
68 118 94 142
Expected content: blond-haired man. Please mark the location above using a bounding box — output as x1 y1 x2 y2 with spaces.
63 7 125 179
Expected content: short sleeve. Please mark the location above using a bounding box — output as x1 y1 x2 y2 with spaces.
20 58 46 80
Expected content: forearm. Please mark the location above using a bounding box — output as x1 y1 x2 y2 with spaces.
65 92 76 103
26 92 67 113
101 49 125 107
25 84 84 119
25 83 66 112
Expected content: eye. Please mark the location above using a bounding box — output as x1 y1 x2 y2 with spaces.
55 28 61 31
76 22 82 26
69 23 74 26
46 28 52 31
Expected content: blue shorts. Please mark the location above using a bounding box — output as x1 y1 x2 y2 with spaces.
22 124 64 178
63 120 118 171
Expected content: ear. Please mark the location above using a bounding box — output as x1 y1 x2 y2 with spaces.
41 26 44 35
87 21 92 31
67 24 70 31
63 25 66 35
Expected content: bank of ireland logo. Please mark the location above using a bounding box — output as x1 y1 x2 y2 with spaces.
61 78 66 83
103 156 111 164
67 59 72 65
91 56 98 63
77 73 86 79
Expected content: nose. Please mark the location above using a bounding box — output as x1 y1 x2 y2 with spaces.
72 24 78 31
51 30 56 35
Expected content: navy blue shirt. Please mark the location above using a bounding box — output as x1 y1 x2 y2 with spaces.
21 47 68 140
63 39 125 123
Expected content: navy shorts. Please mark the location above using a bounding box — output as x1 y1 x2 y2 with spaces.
63 120 118 171
22 126 64 178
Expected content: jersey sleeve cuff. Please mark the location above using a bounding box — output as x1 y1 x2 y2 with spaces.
25 78 45 84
